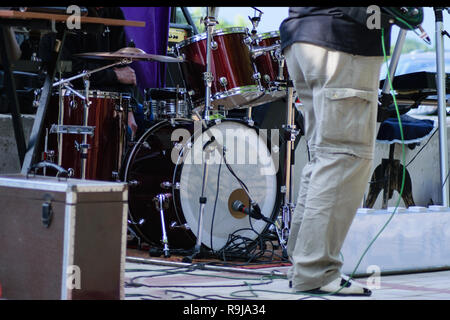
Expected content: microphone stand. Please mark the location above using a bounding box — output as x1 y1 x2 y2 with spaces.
183 109 268 262
183 7 218 262
201 7 218 121
434 7 449 206
275 76 299 259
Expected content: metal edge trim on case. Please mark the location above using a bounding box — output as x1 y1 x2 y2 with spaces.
0 177 127 194
119 189 128 300
61 192 76 300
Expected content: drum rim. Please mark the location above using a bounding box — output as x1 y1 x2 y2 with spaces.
176 27 249 49
146 87 187 94
122 118 197 246
56 89 131 99
256 30 280 41
191 85 263 108
212 85 262 101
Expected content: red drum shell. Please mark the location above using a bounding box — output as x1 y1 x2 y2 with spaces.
254 31 289 86
177 28 262 110
41 91 127 181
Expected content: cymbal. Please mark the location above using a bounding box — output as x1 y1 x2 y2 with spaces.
74 47 184 63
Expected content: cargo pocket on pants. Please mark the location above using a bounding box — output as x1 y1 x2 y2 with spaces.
320 87 377 150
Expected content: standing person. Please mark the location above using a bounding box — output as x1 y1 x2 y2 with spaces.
279 7 391 296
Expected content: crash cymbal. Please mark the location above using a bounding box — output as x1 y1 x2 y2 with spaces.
74 47 184 63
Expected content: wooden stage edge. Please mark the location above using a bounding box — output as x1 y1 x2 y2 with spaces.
0 10 145 27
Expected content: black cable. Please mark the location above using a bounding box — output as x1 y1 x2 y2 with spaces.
405 127 438 168
127 278 273 289
209 156 223 254
163 290 253 300
442 169 450 190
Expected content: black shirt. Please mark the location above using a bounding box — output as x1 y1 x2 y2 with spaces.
279 7 391 57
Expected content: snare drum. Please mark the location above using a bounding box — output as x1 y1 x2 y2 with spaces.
40 90 129 181
176 27 263 110
247 31 288 107
144 87 190 120
122 119 281 250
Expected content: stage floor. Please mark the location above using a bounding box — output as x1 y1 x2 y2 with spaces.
124 251 450 301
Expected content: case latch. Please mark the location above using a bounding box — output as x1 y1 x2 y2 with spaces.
42 195 54 228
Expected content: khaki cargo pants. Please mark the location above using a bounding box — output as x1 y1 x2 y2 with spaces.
284 42 383 291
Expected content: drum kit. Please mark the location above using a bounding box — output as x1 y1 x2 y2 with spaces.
38 7 301 261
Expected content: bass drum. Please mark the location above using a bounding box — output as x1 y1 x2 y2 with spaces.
122 118 281 251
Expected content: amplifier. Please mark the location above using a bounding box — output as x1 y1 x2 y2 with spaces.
0 174 128 300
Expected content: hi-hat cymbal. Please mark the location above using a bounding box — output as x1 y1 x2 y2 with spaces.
74 47 184 63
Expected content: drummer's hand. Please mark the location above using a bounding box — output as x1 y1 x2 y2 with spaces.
114 66 137 86
128 111 138 140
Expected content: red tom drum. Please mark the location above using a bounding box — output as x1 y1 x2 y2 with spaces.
247 31 288 108
176 27 263 110
40 90 129 181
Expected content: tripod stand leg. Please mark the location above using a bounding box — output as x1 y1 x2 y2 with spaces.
154 194 171 258
182 148 212 263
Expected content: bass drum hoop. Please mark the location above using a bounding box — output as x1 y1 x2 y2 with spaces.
122 118 197 246
122 118 282 252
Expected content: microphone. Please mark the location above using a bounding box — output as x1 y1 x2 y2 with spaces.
203 135 216 151
417 25 431 45
232 200 273 224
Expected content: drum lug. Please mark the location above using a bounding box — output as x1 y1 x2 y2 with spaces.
128 180 140 187
210 40 218 50
67 168 74 178
115 103 123 112
203 72 214 87
160 181 172 189
243 36 253 46
253 72 261 81
33 88 41 108
111 171 120 181
42 149 56 163
219 77 228 89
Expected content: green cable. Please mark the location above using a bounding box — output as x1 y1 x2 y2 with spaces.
347 26 407 281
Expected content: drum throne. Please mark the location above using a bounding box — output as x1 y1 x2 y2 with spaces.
364 114 435 209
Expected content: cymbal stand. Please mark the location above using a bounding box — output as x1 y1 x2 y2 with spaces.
201 8 218 121
183 8 218 262
79 75 90 180
182 138 215 263
276 78 298 258
52 59 131 88
268 48 299 256
434 7 449 206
